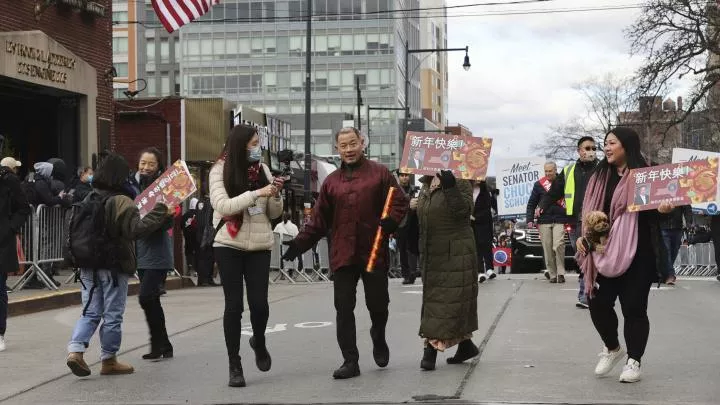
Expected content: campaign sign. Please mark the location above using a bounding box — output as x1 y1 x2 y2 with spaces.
496 157 545 218
672 148 720 215
492 247 512 267
135 160 197 218
399 132 493 180
627 159 719 212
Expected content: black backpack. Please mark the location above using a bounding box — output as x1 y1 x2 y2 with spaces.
21 179 39 206
63 192 120 271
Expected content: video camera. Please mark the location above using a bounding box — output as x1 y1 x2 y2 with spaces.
408 185 420 198
276 149 295 187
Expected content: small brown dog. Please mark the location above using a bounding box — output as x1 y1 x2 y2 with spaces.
583 211 610 253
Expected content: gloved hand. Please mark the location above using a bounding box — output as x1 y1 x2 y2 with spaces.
281 240 301 262
380 217 399 234
437 170 456 189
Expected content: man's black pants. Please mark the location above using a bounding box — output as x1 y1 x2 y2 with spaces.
474 223 494 271
333 265 390 363
396 233 417 279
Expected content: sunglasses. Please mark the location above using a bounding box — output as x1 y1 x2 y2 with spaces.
582 146 597 151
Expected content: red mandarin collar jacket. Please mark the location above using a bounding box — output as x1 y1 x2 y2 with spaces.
293 157 408 272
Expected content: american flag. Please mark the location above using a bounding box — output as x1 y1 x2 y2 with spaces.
151 0 220 33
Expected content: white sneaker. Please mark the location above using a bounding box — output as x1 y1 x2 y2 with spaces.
478 274 487 284
486 269 497 279
594 346 625 377
619 359 642 383
0 335 6 352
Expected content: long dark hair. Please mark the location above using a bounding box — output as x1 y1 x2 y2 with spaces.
93 152 132 196
594 126 648 180
222 124 268 198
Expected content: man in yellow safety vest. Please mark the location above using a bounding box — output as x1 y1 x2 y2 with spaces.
540 136 598 308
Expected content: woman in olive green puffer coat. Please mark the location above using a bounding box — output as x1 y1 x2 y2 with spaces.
414 170 480 371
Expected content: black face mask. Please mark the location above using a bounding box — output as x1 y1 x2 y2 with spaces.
139 173 159 190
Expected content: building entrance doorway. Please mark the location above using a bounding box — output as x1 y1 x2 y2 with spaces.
0 75 79 179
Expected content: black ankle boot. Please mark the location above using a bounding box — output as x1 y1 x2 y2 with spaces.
142 343 173 360
421 346 437 371
370 327 389 368
228 357 246 387
249 336 272 372
446 339 479 364
332 361 360 379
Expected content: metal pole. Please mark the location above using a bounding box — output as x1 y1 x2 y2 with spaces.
166 121 171 167
366 105 370 158
303 0 313 205
356 76 362 131
403 40 410 158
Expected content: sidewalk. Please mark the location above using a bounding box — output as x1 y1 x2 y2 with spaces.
7 268 191 317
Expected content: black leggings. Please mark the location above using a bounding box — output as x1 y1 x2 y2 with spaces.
138 269 171 348
214 247 271 359
589 265 652 361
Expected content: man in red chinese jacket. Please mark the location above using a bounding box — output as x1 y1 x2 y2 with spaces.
282 127 408 379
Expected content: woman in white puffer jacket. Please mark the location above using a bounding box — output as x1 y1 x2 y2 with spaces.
209 124 283 388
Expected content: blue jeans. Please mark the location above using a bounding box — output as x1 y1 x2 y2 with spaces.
661 229 682 278
1 272 7 335
569 225 586 304
67 270 130 360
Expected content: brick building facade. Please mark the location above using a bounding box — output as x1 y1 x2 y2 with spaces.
0 0 113 169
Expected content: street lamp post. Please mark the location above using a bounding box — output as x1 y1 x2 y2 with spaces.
303 0 313 206
403 41 470 151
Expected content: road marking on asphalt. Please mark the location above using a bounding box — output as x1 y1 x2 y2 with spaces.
241 321 333 335
402 291 423 294
295 321 333 328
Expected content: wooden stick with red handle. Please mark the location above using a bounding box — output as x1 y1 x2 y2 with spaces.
366 187 396 273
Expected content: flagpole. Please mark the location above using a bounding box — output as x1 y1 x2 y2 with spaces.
303 0 313 206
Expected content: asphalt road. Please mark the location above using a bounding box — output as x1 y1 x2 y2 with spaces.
1 274 719 405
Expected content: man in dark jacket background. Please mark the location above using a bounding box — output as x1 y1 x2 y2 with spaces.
472 180 497 283
527 161 568 283
541 136 598 307
659 205 692 285
395 169 419 284
282 127 407 380
0 165 31 351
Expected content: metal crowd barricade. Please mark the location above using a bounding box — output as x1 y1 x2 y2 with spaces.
11 205 67 291
270 232 296 284
674 243 718 277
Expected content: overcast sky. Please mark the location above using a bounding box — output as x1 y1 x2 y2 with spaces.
443 0 681 175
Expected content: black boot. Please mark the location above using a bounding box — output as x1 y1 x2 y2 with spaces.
228 356 246 387
446 339 479 364
420 346 437 371
141 297 173 360
249 335 272 372
332 361 360 379
370 327 389 368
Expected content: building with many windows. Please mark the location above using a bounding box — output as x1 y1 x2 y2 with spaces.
419 0 448 129
112 0 422 168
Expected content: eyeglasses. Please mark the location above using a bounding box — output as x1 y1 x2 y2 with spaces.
583 146 597 151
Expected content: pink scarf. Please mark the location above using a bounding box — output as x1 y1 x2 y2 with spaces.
576 170 638 297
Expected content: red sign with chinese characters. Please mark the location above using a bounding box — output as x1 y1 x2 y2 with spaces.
135 160 198 217
399 132 493 180
627 158 719 212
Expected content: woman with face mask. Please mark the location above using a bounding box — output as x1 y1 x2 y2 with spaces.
133 147 176 361
209 124 284 387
